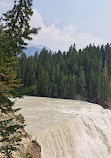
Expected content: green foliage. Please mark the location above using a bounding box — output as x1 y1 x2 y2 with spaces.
101 65 110 100
0 116 24 157
26 152 32 158
2 0 40 55
0 0 39 157
17 44 111 107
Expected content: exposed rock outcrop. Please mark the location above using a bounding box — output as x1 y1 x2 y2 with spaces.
0 109 41 158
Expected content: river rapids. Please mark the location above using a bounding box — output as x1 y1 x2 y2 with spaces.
14 96 111 158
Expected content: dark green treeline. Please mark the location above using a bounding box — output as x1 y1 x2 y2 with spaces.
17 44 111 107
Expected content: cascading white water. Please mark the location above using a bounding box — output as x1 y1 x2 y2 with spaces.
14 96 111 158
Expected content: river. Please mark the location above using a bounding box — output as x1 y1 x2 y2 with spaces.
14 96 111 158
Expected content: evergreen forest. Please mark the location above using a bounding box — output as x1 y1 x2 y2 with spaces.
17 43 111 108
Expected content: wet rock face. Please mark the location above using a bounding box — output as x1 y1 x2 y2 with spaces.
0 109 41 158
27 140 41 158
12 136 41 158
14 96 111 158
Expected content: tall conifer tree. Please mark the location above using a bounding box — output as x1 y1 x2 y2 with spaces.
0 0 40 157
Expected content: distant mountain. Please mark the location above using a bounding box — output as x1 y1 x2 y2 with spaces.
23 45 53 56
23 47 41 56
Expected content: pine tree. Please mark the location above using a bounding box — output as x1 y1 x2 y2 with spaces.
16 43 111 108
78 66 86 97
51 67 57 97
101 65 110 100
0 0 40 157
2 0 40 55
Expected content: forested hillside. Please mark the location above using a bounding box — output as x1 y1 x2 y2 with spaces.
17 44 111 108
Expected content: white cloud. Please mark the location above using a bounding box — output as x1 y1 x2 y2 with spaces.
62 25 77 34
0 0 12 16
30 9 45 29
30 9 108 52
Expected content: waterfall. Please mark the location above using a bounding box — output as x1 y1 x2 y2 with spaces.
35 115 111 158
14 96 111 158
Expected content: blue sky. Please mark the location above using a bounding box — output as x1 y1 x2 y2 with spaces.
0 0 111 51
